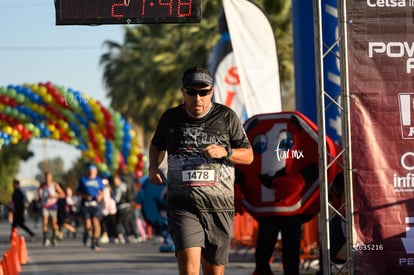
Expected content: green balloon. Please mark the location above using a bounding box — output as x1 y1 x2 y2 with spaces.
16 94 25 103
7 88 17 99
18 112 26 121
3 106 12 115
26 123 35 131
11 108 19 117
0 87 7 95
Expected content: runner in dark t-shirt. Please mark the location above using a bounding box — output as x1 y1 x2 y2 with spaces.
10 179 35 241
152 102 251 212
149 66 253 275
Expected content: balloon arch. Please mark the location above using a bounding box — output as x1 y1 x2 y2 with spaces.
0 82 145 177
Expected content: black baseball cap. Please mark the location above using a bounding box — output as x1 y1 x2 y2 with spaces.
182 67 214 87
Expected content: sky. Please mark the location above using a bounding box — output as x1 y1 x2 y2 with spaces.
0 1 126 178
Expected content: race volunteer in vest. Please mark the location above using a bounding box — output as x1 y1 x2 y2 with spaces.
149 66 253 275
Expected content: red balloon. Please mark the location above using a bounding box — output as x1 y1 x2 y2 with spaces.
94 156 103 163
14 124 24 132
138 153 143 161
135 170 143 179
136 160 145 170
118 152 125 168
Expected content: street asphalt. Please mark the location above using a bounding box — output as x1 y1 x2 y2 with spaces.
0 219 319 274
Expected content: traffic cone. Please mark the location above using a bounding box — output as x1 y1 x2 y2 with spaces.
4 251 17 275
19 236 29 265
0 259 4 275
3 253 9 275
11 228 19 244
10 241 21 274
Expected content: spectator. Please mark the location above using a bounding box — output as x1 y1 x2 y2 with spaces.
100 178 117 244
133 177 147 242
112 174 140 243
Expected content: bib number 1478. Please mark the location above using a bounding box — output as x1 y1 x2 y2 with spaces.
182 170 215 182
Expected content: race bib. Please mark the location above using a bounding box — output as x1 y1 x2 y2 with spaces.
84 200 98 207
181 164 220 186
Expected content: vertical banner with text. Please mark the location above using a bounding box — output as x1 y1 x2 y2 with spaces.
218 0 281 120
347 1 414 274
293 0 342 143
208 11 248 121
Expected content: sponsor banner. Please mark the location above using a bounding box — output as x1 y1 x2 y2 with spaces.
222 0 282 117
207 12 248 121
321 0 342 142
211 53 247 121
292 0 342 143
347 1 414 274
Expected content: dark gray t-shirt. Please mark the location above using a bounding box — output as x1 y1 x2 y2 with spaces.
151 103 251 212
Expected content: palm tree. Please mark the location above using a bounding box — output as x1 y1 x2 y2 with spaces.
100 0 293 145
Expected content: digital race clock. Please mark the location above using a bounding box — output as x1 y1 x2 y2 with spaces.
55 0 202 25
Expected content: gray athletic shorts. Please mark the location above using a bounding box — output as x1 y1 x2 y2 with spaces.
168 209 234 265
42 208 58 219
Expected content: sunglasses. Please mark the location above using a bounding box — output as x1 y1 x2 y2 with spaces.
184 88 213 97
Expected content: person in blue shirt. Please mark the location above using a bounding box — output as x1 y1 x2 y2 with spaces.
76 164 105 251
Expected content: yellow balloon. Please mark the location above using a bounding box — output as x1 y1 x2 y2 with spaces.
82 93 90 103
38 86 47 96
127 163 134 172
84 150 94 159
30 84 39 92
129 130 136 138
47 124 56 132
59 121 69 131
36 105 45 115
92 104 100 113
128 155 138 165
12 129 20 138
26 123 35 131
89 123 97 131
89 97 96 105
131 146 140 155
52 131 60 140
99 144 105 153
27 103 35 111
98 137 105 147
70 139 79 146
95 112 104 124
3 126 12 135
44 94 53 103
98 163 109 173
87 141 94 150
